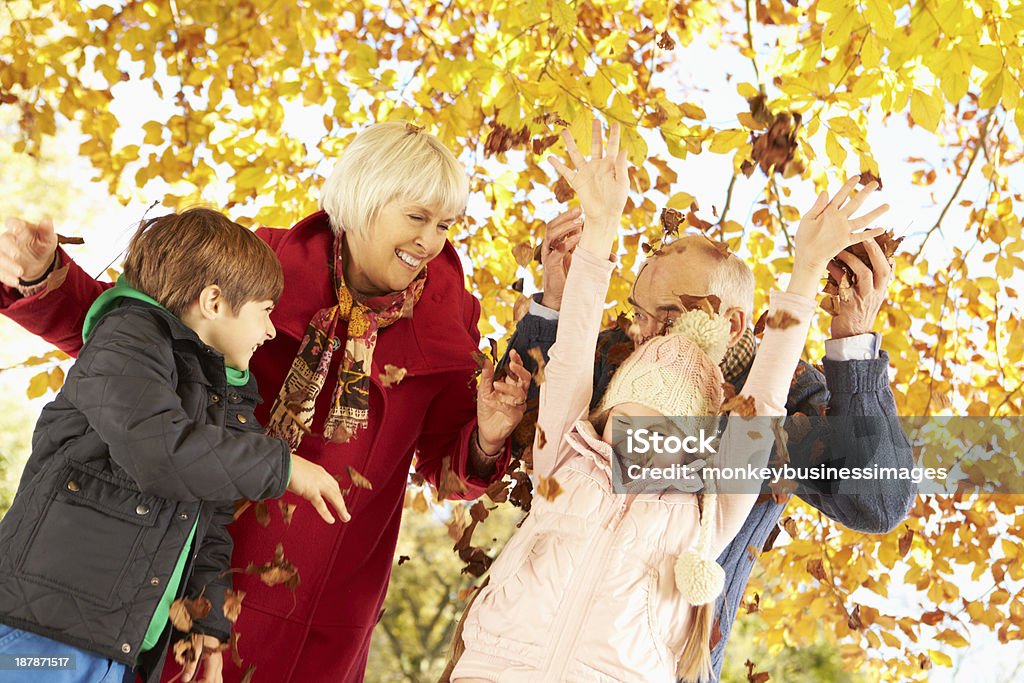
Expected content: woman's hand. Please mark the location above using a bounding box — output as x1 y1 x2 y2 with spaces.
547 120 631 256
476 350 531 454
789 176 889 299
0 217 58 288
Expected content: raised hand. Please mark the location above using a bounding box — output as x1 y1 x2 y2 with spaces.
0 217 58 288
539 208 584 312
547 120 631 256
789 176 889 299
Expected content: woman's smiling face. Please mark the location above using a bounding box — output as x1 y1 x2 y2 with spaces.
342 199 457 297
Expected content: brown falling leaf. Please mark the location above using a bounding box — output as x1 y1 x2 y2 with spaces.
536 424 548 449
513 294 531 322
173 634 204 667
483 122 529 156
278 501 297 525
921 609 945 626
458 546 493 577
553 176 575 202
656 30 675 50
784 412 812 444
245 543 300 589
721 394 757 417
223 589 245 623
744 592 761 615
847 604 863 630
398 555 411 566
526 346 547 386
253 500 271 528
484 477 510 504
660 207 683 235
744 659 771 683
677 293 722 316
765 310 800 330
686 208 713 232
229 632 243 667
512 242 534 267
858 170 883 189
782 516 799 539
56 234 85 245
380 364 407 388
509 469 534 512
806 558 828 582
168 594 212 633
536 475 563 502
347 465 373 491
899 528 915 558
438 455 469 499
532 134 559 155
469 500 489 523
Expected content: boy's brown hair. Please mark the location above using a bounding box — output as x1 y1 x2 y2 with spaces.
123 208 284 317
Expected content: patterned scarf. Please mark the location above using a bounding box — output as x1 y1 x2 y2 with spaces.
721 327 756 385
265 230 426 450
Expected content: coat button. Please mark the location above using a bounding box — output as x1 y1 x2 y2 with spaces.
150 577 160 586
121 643 131 654
236 414 249 424
210 392 222 403
66 481 80 492
179 513 189 521
228 392 241 403
136 504 150 515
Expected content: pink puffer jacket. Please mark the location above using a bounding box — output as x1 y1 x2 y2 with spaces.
452 249 816 682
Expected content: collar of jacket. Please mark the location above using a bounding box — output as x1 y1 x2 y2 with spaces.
264 210 481 377
114 298 260 395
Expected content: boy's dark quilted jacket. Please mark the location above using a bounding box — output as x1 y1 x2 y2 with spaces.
0 299 290 682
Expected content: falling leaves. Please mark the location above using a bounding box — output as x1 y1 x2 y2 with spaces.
553 176 575 202
223 589 245 623
380 364 407 388
244 543 300 590
765 310 800 330
721 394 756 417
278 501 297 525
535 475 563 501
511 242 534 267
169 595 212 632
437 455 469 499
822 230 904 314
660 207 683 234
526 346 547 386
347 465 373 491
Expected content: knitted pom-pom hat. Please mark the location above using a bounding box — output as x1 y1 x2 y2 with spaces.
595 308 730 421
596 308 733 606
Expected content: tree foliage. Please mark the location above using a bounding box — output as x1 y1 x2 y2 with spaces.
2 0 1024 679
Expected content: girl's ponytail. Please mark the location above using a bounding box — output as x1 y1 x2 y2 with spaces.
675 601 715 683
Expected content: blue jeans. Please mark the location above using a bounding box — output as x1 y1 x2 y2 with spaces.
0 624 128 682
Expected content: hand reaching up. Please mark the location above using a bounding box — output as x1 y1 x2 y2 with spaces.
547 120 632 257
789 176 889 299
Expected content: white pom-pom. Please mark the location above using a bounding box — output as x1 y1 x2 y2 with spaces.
667 310 731 366
674 549 725 605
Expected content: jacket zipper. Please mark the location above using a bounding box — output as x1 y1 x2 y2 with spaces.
543 491 633 679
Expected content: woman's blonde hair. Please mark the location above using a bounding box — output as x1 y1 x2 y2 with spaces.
320 122 469 238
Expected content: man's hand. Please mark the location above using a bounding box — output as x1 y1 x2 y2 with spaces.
476 350 530 455
0 217 58 288
828 237 894 339
539 208 584 312
287 455 351 524
182 634 225 683
789 176 888 299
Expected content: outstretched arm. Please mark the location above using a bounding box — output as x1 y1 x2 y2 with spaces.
533 121 633 477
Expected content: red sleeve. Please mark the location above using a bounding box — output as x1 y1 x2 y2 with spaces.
414 291 511 499
0 249 112 358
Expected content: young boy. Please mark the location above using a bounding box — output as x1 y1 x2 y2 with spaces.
0 208 348 683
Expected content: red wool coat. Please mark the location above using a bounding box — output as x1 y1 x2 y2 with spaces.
0 211 508 682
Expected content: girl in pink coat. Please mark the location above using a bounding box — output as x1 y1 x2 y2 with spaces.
450 121 886 683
